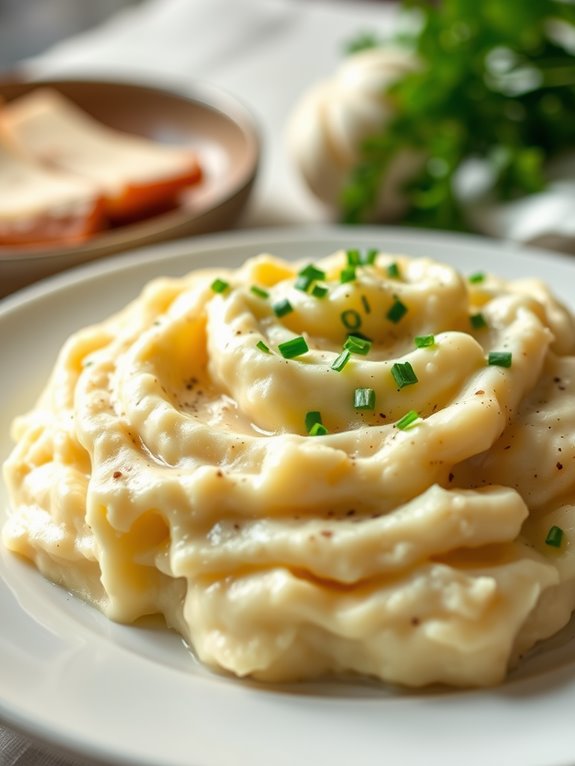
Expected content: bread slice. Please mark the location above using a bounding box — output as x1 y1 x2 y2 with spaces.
0 129 105 247
2 89 203 223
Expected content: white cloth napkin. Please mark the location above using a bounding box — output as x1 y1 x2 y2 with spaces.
1 0 574 764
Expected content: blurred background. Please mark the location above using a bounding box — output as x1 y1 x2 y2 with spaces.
0 0 141 68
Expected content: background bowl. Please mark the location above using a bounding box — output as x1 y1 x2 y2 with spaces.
0 77 260 297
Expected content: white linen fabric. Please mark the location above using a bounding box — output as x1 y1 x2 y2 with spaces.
1 0 574 763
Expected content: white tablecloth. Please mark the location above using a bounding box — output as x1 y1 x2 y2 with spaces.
1 1 574 763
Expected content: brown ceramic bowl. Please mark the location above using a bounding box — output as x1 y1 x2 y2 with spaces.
0 77 260 297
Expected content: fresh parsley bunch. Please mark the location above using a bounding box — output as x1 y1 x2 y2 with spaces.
342 0 575 229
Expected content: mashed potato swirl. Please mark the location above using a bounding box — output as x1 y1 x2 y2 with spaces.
4 248 575 687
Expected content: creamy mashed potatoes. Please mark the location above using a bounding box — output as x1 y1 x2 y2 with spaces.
4 248 575 687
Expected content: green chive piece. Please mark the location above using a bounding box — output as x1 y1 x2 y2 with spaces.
468 272 486 284
354 387 376 410
331 348 351 372
273 298 294 317
361 295 371 314
470 312 487 329
305 411 328 435
305 410 323 432
545 525 564 548
256 340 270 353
488 351 512 368
211 278 229 293
344 334 372 355
250 285 269 299
295 275 313 292
387 297 408 323
311 284 329 299
340 265 357 283
360 248 378 265
341 309 362 331
346 249 361 266
395 410 420 430
391 361 419 388
415 334 435 348
298 264 326 281
278 336 309 359
387 262 401 279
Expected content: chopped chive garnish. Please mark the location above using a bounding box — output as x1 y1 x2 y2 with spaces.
256 340 270 353
361 295 371 314
305 410 323 432
340 266 357 283
211 278 229 293
395 410 420 430
331 348 351 372
344 334 372 355
470 312 487 329
387 262 401 279
354 387 376 410
360 248 378 265
488 351 512 368
305 411 328 435
415 334 435 348
250 285 269 299
545 525 564 548
298 264 326 281
278 336 309 359
346 249 361 266
311 284 329 299
295 275 313 292
341 309 362 331
387 297 408 323
273 298 294 317
468 272 486 284
391 361 419 388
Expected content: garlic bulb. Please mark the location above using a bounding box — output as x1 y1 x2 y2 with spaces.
287 47 421 221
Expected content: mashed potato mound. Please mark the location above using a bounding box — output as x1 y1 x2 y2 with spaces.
4 248 575 687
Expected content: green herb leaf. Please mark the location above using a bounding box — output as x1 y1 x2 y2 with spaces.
344 334 372 355
311 284 329 299
341 1 575 228
341 309 362 331
360 248 378 265
470 313 488 329
331 348 351 372
278 336 309 359
391 361 419 388
305 410 323 433
273 299 294 318
395 410 420 430
256 340 271 353
250 285 269 299
211 278 229 293
545 525 564 548
346 248 361 266
340 265 357 283
387 297 408 324
488 351 512 368
414 334 435 348
309 422 329 436
354 387 376 410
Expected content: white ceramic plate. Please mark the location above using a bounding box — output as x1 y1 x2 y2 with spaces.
2 226 575 766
